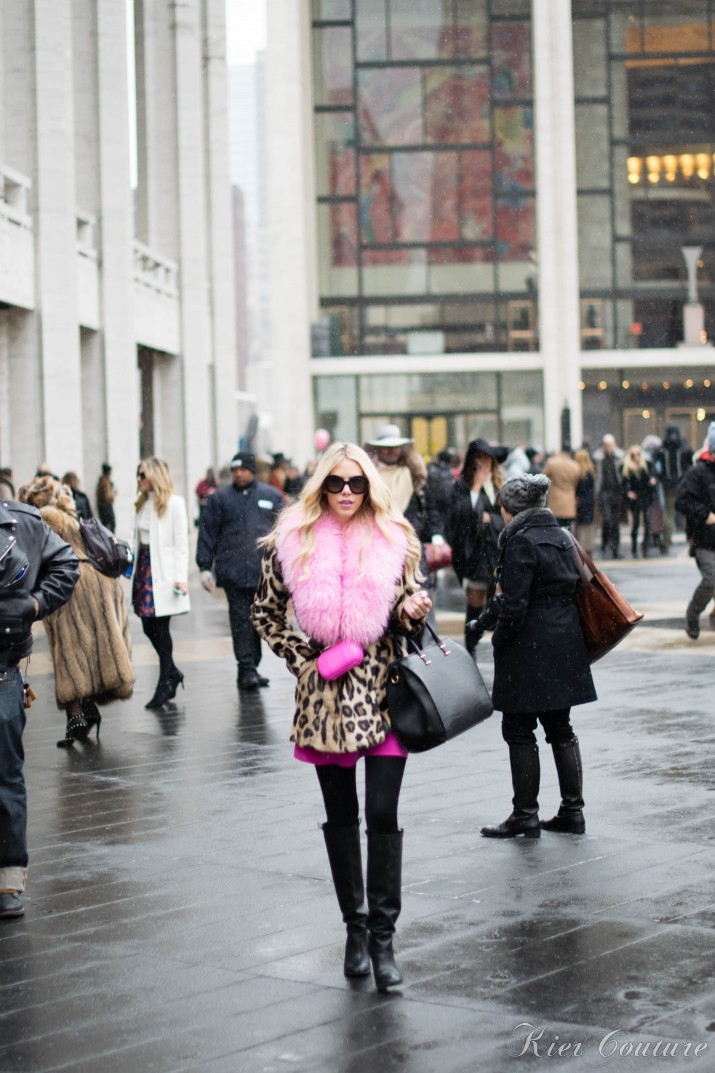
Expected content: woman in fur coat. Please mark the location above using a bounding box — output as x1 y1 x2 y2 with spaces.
252 442 430 992
18 476 135 746
478 473 596 839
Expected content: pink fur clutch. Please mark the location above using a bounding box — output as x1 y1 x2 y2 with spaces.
316 640 364 681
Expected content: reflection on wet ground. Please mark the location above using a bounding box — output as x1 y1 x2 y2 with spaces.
2 547 715 1071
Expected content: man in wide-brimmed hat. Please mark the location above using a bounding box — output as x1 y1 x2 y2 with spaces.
367 425 418 514
367 425 441 613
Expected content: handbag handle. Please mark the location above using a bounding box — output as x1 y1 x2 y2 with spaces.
398 620 452 664
566 532 595 585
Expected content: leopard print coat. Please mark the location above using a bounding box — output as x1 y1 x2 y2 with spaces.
251 547 420 753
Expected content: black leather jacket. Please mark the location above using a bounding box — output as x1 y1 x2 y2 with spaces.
0 500 79 666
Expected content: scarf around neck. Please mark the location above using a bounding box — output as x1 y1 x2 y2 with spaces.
274 512 408 648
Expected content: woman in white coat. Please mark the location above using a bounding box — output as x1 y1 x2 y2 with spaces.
133 457 190 709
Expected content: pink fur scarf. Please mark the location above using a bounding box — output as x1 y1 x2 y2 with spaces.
274 512 408 648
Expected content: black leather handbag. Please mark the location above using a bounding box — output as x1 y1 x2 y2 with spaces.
387 623 493 752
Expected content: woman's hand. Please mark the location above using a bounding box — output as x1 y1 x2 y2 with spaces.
402 592 432 620
173 581 188 595
482 511 492 524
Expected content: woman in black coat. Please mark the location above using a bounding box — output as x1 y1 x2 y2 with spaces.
621 445 655 557
479 473 596 838
445 439 504 656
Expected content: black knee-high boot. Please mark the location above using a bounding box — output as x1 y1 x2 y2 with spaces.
481 744 541 838
540 739 585 833
366 830 403 991
321 823 370 977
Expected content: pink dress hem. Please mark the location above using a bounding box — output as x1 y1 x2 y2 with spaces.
294 733 408 767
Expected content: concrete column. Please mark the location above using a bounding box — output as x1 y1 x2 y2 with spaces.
265 0 316 464
134 0 179 257
202 0 238 467
134 0 213 496
33 0 83 471
94 0 141 533
533 0 582 450
3 311 43 483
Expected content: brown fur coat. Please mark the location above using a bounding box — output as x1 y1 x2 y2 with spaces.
38 505 135 709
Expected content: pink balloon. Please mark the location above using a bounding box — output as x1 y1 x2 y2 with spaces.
314 428 331 452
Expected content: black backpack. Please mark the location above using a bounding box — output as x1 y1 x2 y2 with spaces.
79 518 133 579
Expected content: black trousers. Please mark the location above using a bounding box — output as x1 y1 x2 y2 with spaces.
316 757 407 834
599 491 622 554
224 585 262 671
501 709 576 747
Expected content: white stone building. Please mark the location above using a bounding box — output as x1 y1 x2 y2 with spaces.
0 0 237 529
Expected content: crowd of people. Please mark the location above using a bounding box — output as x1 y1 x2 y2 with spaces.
1 423 712 1001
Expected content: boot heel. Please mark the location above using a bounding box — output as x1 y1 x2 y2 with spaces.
522 826 541 838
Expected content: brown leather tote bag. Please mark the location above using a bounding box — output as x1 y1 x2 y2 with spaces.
569 536 644 663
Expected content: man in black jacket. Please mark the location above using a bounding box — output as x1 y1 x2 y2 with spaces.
196 452 283 690
0 498 79 918
675 422 715 639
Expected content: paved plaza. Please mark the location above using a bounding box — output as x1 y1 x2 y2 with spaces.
1 541 715 1072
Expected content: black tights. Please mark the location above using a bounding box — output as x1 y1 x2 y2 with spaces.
316 757 406 834
141 616 174 678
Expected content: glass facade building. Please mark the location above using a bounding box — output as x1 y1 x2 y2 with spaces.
312 0 536 360
265 0 715 461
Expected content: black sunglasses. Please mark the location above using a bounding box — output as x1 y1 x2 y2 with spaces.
137 471 146 479
322 475 369 495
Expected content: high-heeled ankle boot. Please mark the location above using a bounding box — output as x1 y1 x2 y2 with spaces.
166 666 185 700
145 673 173 710
366 830 403 991
81 698 102 740
541 739 585 833
57 700 89 748
481 744 541 837
321 823 370 977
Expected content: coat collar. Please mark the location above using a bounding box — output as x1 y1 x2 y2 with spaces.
499 507 557 547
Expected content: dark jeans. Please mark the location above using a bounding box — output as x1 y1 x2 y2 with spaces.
316 757 407 834
224 585 262 672
501 709 576 747
599 491 622 555
0 667 28 878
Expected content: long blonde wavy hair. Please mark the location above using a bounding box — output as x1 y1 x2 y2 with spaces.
134 457 175 518
621 444 647 478
264 442 423 585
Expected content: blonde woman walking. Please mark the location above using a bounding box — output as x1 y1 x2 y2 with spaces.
252 442 429 991
132 458 190 709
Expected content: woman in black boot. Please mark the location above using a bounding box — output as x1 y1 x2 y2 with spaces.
132 459 190 710
478 473 596 839
252 442 430 991
446 440 504 658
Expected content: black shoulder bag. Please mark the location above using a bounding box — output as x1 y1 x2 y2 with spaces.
387 622 493 752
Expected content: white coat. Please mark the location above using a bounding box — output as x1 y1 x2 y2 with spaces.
133 494 191 618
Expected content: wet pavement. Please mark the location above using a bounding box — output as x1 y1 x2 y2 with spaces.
2 537 715 1072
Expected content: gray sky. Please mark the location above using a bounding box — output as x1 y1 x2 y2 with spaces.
225 0 267 65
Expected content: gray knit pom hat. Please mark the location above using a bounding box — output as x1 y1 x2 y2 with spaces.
498 473 551 515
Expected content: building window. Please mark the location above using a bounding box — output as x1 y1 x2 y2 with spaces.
574 0 715 349
312 0 535 356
